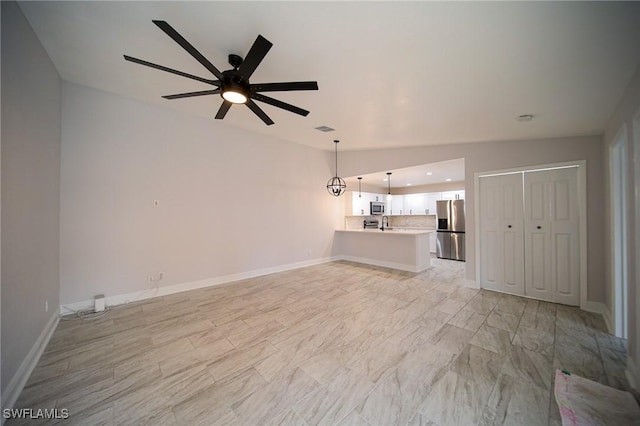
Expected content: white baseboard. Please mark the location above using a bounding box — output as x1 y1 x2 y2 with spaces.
582 300 605 314
2 309 60 415
337 255 429 273
61 256 340 315
602 306 614 335
464 279 479 289
626 356 639 391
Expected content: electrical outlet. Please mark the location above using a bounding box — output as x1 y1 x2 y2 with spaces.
158 272 163 280
45 301 48 313
147 275 154 283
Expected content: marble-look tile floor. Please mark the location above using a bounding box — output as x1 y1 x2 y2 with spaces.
11 258 631 425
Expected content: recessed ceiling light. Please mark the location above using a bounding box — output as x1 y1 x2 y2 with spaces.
314 125 335 132
515 114 534 122
406 183 411 186
383 178 388 182
426 172 433 176
446 178 452 182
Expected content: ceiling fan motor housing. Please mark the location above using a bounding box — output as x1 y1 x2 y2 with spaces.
228 54 243 69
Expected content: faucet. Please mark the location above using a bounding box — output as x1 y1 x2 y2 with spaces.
380 215 389 231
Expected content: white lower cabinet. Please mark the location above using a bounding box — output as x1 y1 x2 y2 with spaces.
479 167 580 305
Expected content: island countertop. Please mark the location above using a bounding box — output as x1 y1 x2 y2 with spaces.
336 228 434 235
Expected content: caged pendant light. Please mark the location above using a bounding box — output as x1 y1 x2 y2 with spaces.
326 140 346 196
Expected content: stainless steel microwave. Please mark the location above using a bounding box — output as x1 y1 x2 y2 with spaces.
370 202 385 215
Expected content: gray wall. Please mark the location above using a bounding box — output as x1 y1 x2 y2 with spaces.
604 63 640 387
1 1 61 397
59 82 342 306
339 135 605 302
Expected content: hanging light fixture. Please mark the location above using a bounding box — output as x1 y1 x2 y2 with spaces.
358 177 362 197
386 172 392 201
326 140 346 196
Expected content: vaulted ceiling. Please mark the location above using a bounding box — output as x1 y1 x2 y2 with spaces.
19 1 640 151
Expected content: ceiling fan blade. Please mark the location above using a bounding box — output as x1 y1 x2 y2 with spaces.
237 35 273 80
215 100 232 119
162 89 220 100
124 55 220 86
251 81 319 92
245 99 274 125
251 93 309 116
152 20 224 80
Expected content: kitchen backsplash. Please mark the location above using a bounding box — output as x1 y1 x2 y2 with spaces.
345 215 436 230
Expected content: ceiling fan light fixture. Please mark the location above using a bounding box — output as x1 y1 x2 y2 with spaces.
222 90 247 104
221 81 249 104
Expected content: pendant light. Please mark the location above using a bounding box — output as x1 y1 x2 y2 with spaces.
386 172 392 201
326 140 346 196
358 177 362 197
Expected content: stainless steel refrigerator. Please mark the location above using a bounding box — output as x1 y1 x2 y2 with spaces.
436 200 465 261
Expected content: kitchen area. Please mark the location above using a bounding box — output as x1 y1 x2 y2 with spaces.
333 159 466 273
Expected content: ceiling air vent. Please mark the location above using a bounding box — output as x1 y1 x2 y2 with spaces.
515 114 534 122
314 125 335 132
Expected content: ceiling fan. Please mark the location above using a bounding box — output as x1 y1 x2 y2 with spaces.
124 20 318 125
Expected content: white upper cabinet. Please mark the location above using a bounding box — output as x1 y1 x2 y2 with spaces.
346 190 464 216
441 190 465 200
404 193 427 215
346 191 385 215
424 192 442 215
387 196 404 215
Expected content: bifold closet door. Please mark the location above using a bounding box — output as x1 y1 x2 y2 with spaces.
524 168 580 305
479 174 525 295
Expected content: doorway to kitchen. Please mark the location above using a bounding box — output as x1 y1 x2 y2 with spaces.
610 127 629 339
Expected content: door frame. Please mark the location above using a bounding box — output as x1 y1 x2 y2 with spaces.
609 126 629 339
474 160 588 310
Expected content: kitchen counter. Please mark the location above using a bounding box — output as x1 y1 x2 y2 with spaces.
337 228 434 235
344 214 436 218
334 228 431 272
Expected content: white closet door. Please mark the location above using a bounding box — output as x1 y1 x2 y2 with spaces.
549 168 580 305
523 171 553 301
524 168 580 305
479 174 524 295
480 176 501 291
499 174 525 295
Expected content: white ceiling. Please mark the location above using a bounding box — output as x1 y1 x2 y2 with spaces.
344 158 465 190
18 1 640 151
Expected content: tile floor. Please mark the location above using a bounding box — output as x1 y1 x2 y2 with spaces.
11 258 630 425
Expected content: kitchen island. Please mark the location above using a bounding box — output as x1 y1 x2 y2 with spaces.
334 229 433 272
